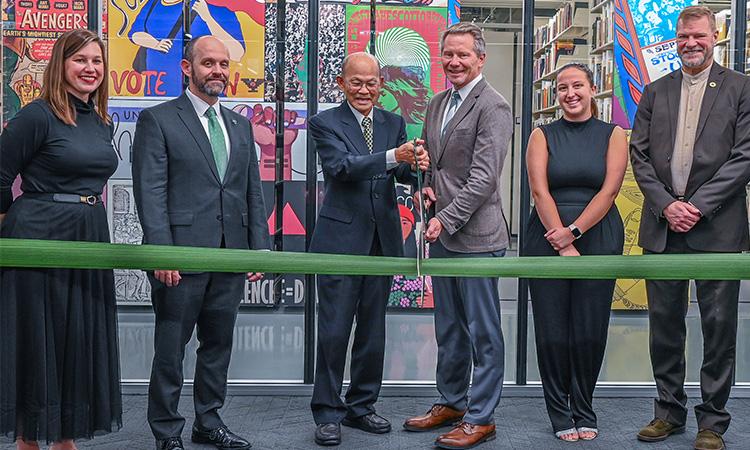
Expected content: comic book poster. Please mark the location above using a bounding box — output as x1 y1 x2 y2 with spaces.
347 5 446 139
2 0 88 125
264 2 345 103
107 0 264 98
107 178 309 307
613 0 696 127
226 100 310 181
608 0 697 310
345 5 447 309
388 184 434 309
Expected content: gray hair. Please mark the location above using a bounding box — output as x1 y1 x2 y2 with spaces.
341 52 381 77
440 22 486 56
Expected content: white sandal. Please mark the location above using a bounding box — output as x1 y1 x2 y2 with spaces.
577 427 598 440
555 427 579 442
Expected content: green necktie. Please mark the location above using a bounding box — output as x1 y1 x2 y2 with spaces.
205 107 227 180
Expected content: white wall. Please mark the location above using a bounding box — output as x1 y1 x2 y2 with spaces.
481 29 524 239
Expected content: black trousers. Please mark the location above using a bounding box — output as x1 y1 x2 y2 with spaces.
529 278 614 432
646 231 739 433
311 236 391 425
147 271 245 440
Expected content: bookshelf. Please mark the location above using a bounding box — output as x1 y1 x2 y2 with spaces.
532 1 590 125
714 6 750 72
589 0 614 122
532 0 617 125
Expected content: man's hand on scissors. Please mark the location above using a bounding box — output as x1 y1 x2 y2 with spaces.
416 187 437 211
413 144 430 172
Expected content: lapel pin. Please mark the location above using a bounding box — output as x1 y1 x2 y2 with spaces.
709 81 717 88
231 119 238 125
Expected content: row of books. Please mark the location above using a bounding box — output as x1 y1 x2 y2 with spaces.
591 50 614 93
590 2 614 51
534 2 589 54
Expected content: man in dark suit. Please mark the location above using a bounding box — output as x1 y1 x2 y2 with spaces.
308 52 429 446
630 6 750 450
132 35 270 450
403 23 513 450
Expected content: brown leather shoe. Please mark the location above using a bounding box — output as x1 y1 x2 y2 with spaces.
435 422 496 449
694 430 725 450
403 404 465 432
636 418 686 442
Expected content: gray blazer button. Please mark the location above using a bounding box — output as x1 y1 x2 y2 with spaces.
216 215 223 221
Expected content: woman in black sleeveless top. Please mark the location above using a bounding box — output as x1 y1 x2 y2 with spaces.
524 63 627 441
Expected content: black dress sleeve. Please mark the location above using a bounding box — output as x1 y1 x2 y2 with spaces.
0 102 50 213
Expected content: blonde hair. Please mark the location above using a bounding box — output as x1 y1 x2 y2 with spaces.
41 29 109 126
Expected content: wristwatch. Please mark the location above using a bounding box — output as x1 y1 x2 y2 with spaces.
568 224 583 240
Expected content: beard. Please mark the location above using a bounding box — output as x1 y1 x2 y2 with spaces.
680 48 709 69
192 68 226 97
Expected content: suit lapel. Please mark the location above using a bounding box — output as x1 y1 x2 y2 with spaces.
695 64 725 141
221 106 241 181
431 89 451 163
338 102 369 155
373 108 387 154
175 94 221 183
438 79 485 164
666 71 681 158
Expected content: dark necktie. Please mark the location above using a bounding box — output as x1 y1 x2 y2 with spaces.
362 116 373 154
441 90 462 138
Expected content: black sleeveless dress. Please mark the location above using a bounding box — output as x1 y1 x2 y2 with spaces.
0 97 122 443
524 117 624 257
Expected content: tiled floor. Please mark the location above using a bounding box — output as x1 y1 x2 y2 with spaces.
4 395 750 449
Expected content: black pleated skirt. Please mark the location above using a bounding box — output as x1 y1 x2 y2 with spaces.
0 196 122 444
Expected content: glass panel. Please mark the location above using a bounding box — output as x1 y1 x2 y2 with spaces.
107 0 305 381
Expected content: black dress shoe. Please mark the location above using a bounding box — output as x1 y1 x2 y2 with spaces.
191 425 252 449
156 437 184 450
342 412 392 434
315 423 341 446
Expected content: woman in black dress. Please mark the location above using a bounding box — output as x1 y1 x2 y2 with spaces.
0 29 122 449
524 63 628 442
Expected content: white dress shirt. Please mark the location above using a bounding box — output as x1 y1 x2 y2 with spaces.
441 74 484 130
186 88 231 158
347 102 398 169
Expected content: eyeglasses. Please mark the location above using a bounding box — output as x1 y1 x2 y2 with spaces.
346 79 380 91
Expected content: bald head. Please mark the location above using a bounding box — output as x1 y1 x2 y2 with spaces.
184 35 229 65
341 52 380 78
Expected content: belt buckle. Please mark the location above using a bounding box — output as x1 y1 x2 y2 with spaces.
82 195 97 205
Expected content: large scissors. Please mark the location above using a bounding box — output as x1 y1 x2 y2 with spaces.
412 138 427 306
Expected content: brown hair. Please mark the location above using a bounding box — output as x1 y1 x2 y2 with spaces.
557 62 598 118
41 29 109 126
677 5 717 31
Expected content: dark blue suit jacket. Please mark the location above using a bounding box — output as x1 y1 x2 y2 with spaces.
309 102 412 257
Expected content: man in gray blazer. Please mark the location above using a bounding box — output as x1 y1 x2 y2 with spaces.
630 7 750 450
403 23 512 450
133 36 270 450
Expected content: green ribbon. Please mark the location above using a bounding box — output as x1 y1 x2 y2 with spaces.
1 238 750 280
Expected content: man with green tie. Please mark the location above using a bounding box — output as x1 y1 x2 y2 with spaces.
133 35 270 450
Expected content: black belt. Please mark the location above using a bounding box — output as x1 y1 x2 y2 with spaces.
24 193 103 205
